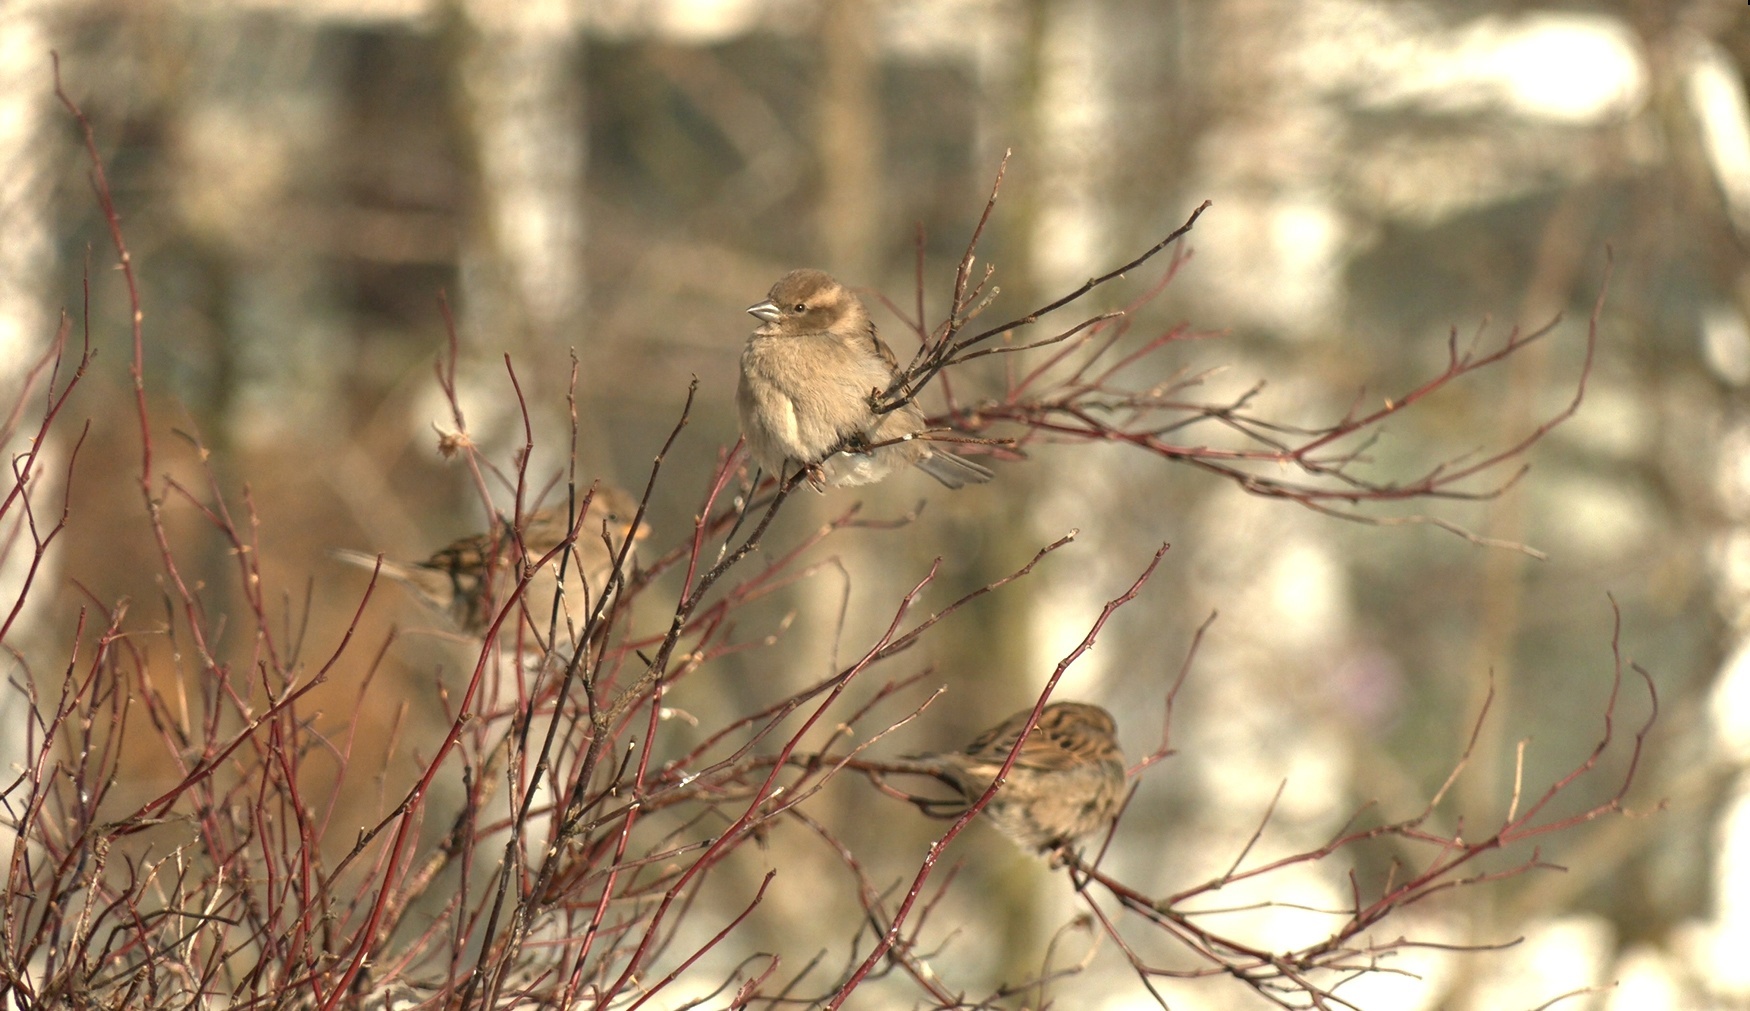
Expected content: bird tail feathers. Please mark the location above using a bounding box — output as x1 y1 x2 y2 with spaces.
915 449 994 489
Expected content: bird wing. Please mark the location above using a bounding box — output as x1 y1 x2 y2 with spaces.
868 322 901 373
962 705 1104 773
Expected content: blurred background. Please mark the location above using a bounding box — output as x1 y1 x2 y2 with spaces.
1 0 1746 1007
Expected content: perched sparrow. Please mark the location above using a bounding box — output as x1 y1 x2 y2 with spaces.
333 486 647 639
737 268 993 489
909 701 1126 855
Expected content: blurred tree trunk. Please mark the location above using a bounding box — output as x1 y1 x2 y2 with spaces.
956 0 1059 995
163 11 347 639
815 0 882 280
450 1 594 475
0 3 55 798
0 9 52 375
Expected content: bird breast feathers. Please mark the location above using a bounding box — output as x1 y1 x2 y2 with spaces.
746 334 892 415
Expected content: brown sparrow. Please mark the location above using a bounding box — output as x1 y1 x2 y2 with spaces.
737 268 993 489
333 486 647 639
909 701 1126 855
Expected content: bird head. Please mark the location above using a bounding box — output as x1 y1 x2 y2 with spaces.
746 268 864 336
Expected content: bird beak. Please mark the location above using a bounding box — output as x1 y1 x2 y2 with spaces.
746 299 781 323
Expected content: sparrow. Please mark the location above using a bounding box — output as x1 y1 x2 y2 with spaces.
737 268 993 489
908 701 1127 855
333 486 648 639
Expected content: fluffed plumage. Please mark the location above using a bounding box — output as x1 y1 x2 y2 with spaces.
737 268 993 489
909 701 1127 854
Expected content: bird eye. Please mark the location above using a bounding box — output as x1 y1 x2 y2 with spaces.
792 303 807 313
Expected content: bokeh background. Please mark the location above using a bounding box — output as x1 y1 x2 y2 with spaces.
1 0 1746 1007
